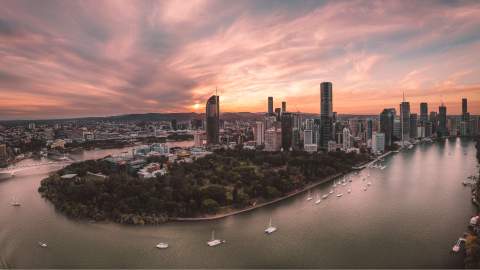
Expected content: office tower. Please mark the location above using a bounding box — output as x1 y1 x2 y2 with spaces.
400 96 410 142
342 127 351 151
420 103 428 123
268 97 273 115
438 104 447 137
264 128 282 151
264 115 277 130
393 117 401 140
304 129 313 145
319 82 333 149
430 112 438 135
275 108 281 121
282 101 286 113
372 132 385 153
254 121 265 146
462 98 468 121
206 95 220 145
409 114 418 138
380 108 395 147
281 112 293 151
366 119 373 142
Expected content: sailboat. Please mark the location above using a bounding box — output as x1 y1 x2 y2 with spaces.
265 217 277 234
322 194 329 199
38 241 47 248
306 190 313 201
315 194 321 204
332 181 337 188
329 189 334 194
347 187 351 193
207 230 225 247
11 197 21 207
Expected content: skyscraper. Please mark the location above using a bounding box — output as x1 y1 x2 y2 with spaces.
409 113 418 139
420 103 428 123
400 96 410 141
206 95 220 145
281 112 293 151
462 98 468 119
319 82 333 149
438 104 447 137
429 112 438 135
282 101 286 113
268 97 273 115
254 121 265 146
380 108 395 147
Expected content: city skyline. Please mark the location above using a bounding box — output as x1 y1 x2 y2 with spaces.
1 1 480 120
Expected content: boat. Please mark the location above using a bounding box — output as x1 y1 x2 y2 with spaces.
265 217 277 234
315 194 321 204
11 197 21 206
306 190 313 201
380 166 386 170
452 237 466 253
347 188 351 193
408 145 414 149
207 230 225 247
336 193 343 197
342 182 347 186
322 194 329 199
38 241 47 248
367 182 372 186
332 181 337 188
329 189 334 194
156 242 169 249
363 187 367 191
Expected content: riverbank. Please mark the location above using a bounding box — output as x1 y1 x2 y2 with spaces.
171 172 346 221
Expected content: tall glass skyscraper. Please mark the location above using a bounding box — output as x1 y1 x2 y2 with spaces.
206 95 220 145
420 102 428 123
319 82 333 149
380 108 395 147
268 97 273 115
438 104 447 137
400 99 410 141
281 112 293 151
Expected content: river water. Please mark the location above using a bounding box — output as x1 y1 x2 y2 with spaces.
0 138 477 268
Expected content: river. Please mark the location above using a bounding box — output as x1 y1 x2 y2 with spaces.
0 138 476 268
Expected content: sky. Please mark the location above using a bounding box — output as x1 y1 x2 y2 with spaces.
1 0 480 120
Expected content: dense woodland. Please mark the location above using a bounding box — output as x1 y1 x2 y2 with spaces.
39 149 369 225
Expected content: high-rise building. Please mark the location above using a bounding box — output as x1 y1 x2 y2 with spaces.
380 108 395 147
429 112 438 135
366 119 373 142
400 98 410 141
438 104 448 137
254 121 265 146
462 98 468 121
275 108 281 121
372 132 385 153
409 113 418 138
304 129 313 145
282 101 286 113
281 112 293 151
319 82 333 149
206 95 220 145
342 127 351 151
393 117 401 140
264 128 282 151
420 103 428 123
268 97 273 115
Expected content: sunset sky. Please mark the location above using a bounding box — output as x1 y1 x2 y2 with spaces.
1 0 480 120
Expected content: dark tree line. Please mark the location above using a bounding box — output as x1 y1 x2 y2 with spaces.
38 149 369 224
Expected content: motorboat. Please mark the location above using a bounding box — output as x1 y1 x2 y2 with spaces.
452 237 466 253
38 241 47 248
265 217 277 234
156 242 169 249
363 187 367 191
342 182 347 186
336 193 343 197
367 182 372 186
322 194 329 199
207 230 225 247
332 182 337 188
329 189 334 194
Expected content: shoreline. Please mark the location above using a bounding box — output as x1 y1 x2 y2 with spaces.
171 171 348 222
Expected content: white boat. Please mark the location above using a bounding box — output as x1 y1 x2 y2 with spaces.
265 217 277 234
315 194 321 204
336 193 343 197
38 241 47 248
452 237 466 253
329 189 334 194
11 197 21 206
306 190 313 201
367 182 372 186
363 187 367 191
207 230 225 247
342 182 347 186
322 194 329 199
332 182 337 188
380 166 386 170
156 242 169 249
347 188 351 193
